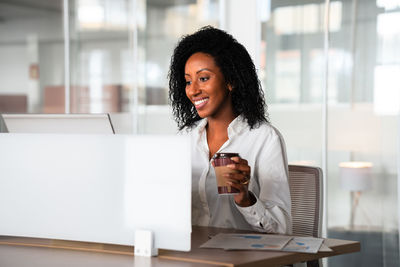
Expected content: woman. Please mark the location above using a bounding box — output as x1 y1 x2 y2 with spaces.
169 26 291 234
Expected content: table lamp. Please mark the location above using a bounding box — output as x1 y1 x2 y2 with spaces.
339 161 373 229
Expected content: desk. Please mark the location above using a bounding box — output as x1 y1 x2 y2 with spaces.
0 226 360 267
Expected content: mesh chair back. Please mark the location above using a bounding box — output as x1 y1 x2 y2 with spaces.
288 165 323 237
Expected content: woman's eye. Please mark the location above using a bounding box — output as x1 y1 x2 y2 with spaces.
199 77 209 82
185 81 192 86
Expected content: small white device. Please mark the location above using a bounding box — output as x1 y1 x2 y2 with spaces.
134 230 158 256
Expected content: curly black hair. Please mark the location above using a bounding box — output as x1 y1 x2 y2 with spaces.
168 26 268 130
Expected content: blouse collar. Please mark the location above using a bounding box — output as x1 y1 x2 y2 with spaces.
194 115 249 139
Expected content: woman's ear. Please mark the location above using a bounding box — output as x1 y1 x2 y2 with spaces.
227 84 233 92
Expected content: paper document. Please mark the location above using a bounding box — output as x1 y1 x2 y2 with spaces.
200 233 292 251
282 236 324 254
319 243 333 252
201 233 329 254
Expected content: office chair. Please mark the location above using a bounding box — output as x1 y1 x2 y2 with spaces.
288 165 323 267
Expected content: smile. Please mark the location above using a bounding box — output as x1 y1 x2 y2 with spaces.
194 98 209 108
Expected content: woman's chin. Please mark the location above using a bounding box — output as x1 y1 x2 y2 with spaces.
195 108 208 118
196 112 207 118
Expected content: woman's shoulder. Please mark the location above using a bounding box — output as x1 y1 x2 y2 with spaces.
240 121 285 151
248 120 282 138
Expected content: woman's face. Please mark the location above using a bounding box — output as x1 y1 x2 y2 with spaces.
184 52 233 120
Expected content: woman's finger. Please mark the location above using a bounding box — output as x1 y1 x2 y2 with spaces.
223 172 249 182
226 163 250 173
211 158 215 167
230 156 248 165
227 179 248 192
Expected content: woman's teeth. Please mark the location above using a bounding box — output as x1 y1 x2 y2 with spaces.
194 98 208 106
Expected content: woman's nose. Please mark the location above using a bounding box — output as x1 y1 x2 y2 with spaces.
187 81 201 96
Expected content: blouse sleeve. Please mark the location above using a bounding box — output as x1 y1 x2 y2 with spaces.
235 131 292 234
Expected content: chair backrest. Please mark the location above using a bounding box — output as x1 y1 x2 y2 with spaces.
288 165 323 237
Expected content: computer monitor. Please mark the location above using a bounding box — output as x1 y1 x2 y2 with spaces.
0 134 191 252
1 114 115 134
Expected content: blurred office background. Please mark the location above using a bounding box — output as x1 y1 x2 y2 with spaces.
0 0 399 266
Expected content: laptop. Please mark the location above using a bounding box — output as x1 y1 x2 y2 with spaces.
1 113 115 134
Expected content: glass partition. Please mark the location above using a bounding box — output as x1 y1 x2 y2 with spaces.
140 0 220 134
261 0 328 168
0 0 64 114
0 0 220 134
327 1 399 266
262 0 399 266
69 0 220 133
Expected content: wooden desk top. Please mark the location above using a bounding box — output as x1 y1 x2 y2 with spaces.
0 226 360 267
160 226 360 267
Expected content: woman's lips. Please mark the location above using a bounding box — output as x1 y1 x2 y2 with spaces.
194 97 209 109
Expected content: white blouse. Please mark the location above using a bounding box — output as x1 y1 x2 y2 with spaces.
188 115 292 234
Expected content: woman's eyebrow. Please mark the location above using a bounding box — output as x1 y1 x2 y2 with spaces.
185 68 213 77
196 68 213 74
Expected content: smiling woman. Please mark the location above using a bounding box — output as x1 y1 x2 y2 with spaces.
168 26 292 234
169 26 267 131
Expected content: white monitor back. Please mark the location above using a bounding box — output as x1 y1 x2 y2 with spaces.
1 114 115 134
0 134 191 251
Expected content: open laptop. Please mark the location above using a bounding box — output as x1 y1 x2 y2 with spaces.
0 113 115 134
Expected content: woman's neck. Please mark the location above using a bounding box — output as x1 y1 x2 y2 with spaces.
207 117 233 134
206 114 237 159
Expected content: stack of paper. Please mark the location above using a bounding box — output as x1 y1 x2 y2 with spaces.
201 234 292 251
201 233 329 254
